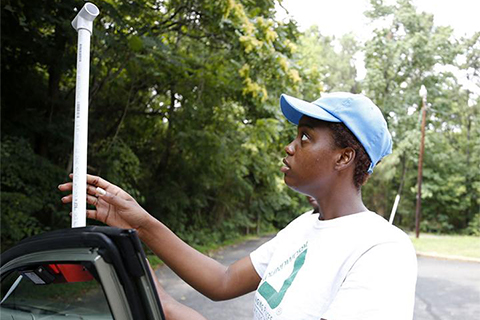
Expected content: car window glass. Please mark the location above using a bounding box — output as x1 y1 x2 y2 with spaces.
1 262 113 319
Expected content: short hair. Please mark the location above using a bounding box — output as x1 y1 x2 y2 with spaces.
326 122 371 190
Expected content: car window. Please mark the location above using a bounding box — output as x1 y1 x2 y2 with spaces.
1 262 113 319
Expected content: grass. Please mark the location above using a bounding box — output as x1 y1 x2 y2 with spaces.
146 253 165 269
410 233 480 259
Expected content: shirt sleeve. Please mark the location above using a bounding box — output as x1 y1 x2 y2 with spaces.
250 211 316 278
322 241 418 320
250 231 281 278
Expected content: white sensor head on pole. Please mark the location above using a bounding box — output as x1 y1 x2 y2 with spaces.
419 85 427 100
72 2 99 34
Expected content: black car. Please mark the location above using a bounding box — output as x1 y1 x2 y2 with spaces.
0 226 166 319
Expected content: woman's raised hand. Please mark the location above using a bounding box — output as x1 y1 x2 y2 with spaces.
58 174 153 232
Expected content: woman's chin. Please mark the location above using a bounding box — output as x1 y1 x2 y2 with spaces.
284 175 299 191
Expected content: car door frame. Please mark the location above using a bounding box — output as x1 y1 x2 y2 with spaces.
1 226 166 320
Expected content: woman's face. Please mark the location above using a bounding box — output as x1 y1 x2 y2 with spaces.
281 116 339 196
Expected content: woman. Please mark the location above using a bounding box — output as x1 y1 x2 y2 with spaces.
59 92 417 320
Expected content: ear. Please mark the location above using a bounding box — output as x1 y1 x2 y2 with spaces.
334 147 356 171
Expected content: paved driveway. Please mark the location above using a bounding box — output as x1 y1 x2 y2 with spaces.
414 256 480 319
155 236 270 319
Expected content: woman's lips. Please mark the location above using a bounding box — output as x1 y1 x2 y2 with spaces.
281 158 290 173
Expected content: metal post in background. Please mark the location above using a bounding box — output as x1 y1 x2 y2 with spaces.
415 85 428 238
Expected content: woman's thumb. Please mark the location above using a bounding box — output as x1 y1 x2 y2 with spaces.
96 187 124 208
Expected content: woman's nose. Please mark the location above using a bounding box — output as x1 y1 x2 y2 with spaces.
285 141 295 155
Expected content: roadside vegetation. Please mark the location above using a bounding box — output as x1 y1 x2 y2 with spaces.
411 234 480 259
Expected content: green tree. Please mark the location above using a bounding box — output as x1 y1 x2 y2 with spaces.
1 0 309 250
362 0 479 232
294 26 360 101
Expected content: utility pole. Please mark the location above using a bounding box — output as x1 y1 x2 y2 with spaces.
416 85 428 238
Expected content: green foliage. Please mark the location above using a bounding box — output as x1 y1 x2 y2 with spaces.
2 0 479 252
295 26 360 97
91 138 142 199
362 0 480 231
1 0 306 250
1 137 68 251
465 213 480 236
420 214 454 234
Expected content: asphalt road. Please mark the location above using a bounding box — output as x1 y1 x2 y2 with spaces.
155 236 271 319
155 236 480 320
414 256 480 319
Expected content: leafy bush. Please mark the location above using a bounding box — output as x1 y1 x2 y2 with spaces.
465 213 480 236
420 214 455 234
1 137 68 251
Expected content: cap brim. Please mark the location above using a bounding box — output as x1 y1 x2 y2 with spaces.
280 94 340 125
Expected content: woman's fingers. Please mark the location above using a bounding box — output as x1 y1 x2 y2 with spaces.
86 174 114 190
86 209 97 220
61 194 72 203
86 194 100 207
61 182 120 206
95 188 127 209
87 185 99 196
60 185 101 201
86 209 107 224
62 174 115 191
60 182 109 195
64 193 101 207
63 189 108 207
58 182 73 192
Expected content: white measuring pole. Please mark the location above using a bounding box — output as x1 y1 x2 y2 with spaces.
71 3 99 228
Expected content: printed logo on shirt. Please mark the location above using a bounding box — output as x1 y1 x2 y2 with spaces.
258 242 308 309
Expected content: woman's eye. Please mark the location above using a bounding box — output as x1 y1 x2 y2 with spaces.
301 133 308 141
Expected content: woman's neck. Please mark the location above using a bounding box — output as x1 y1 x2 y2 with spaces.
315 186 367 220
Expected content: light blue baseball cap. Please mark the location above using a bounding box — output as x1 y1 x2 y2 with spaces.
280 92 392 174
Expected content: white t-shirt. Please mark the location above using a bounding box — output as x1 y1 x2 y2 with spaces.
250 211 417 320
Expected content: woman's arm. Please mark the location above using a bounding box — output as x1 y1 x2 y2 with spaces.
141 219 261 300
59 174 261 300
147 262 208 320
